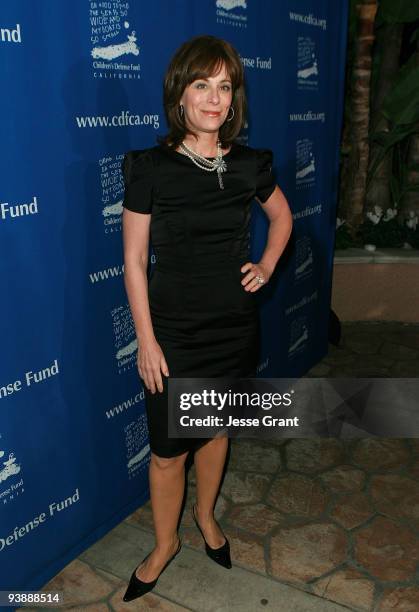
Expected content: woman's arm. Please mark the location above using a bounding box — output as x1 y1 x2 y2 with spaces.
122 208 154 342
122 208 169 393
257 184 293 277
241 185 293 291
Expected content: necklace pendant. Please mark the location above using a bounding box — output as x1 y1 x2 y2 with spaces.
217 169 224 190
214 158 227 173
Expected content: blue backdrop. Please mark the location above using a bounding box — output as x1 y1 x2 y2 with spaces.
0 0 348 595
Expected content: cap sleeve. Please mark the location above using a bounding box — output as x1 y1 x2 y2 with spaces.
122 149 154 214
255 148 276 203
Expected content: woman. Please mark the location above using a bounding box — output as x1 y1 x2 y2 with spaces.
121 34 293 602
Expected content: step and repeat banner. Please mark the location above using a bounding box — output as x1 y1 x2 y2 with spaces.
0 0 348 595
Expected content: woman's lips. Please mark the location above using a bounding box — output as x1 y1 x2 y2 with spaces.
201 110 221 116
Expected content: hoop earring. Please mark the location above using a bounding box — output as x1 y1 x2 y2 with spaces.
178 104 184 120
226 106 235 122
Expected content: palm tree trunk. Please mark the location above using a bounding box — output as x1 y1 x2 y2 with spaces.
365 22 403 213
401 40 419 219
343 0 378 232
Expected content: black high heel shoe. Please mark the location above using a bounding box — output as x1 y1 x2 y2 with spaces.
192 503 232 569
122 538 182 602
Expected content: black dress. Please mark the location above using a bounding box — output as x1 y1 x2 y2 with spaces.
122 141 276 457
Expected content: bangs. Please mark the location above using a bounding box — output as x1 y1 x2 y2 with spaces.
188 54 239 88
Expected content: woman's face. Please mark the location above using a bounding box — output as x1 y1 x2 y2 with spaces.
180 63 233 136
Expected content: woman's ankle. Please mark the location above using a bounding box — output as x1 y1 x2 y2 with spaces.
195 502 214 522
155 534 179 553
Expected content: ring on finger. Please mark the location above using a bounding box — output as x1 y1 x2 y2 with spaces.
255 274 265 285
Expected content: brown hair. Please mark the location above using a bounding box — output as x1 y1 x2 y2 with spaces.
158 35 247 149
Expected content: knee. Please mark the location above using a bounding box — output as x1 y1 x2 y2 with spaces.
151 451 188 471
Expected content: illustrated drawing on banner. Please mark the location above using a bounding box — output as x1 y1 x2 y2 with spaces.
294 236 314 283
297 36 319 90
100 154 125 234
215 0 248 28
296 138 316 190
0 441 24 506
90 1 141 79
125 415 150 479
288 316 309 357
112 304 138 373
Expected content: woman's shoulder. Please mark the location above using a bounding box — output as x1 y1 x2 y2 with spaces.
122 147 158 185
232 142 273 163
123 146 158 165
237 143 272 155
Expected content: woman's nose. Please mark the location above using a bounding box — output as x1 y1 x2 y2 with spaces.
207 88 220 103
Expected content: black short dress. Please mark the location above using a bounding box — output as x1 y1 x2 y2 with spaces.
122 141 276 457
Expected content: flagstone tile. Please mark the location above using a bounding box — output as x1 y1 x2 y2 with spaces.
227 439 282 473
220 471 271 504
319 464 366 493
110 587 190 611
21 606 110 612
183 485 229 528
178 524 206 550
346 354 394 369
125 501 154 531
409 438 419 455
391 360 419 376
312 567 374 611
384 329 419 351
285 439 345 474
95 567 125 588
377 586 419 611
227 503 285 536
370 474 419 526
344 333 384 355
330 492 374 529
266 473 327 518
380 342 419 361
63 605 110 611
39 559 115 607
353 516 419 581
330 363 391 377
323 347 357 366
305 362 332 376
409 455 419 478
269 522 347 583
351 439 410 472
223 527 266 573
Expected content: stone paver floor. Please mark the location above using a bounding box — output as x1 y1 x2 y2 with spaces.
23 322 419 611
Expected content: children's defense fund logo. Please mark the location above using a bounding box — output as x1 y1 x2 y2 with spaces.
297 37 319 90
0 445 24 506
90 1 141 79
112 304 137 373
296 139 316 190
294 236 313 282
100 154 124 234
288 316 309 357
216 0 248 28
125 414 150 479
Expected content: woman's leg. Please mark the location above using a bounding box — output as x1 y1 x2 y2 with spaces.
136 450 188 581
193 435 229 548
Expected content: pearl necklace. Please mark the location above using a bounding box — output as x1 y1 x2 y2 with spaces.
179 139 227 190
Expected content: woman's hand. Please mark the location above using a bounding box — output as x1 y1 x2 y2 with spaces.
240 261 272 292
137 338 169 394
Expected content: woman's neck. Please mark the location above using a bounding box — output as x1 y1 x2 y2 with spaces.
182 134 221 157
